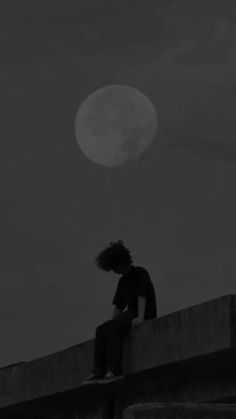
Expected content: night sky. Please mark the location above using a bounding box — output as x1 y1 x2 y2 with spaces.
1 0 236 368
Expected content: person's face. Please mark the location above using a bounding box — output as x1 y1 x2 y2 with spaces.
112 265 123 274
112 264 131 275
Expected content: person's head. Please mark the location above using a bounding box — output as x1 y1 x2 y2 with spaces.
94 240 133 275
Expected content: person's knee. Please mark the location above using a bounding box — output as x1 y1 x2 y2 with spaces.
96 320 111 333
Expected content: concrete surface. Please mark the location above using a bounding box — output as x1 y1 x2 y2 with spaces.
123 293 234 373
123 403 236 419
0 295 235 410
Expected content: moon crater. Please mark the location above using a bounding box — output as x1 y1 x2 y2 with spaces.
75 85 158 167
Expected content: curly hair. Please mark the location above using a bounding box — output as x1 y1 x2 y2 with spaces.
94 240 133 271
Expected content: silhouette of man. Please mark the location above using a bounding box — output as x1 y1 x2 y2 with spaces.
83 240 157 383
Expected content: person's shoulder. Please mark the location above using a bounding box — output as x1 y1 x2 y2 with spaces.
134 265 148 272
133 266 150 278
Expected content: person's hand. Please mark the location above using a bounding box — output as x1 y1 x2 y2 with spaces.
132 317 143 327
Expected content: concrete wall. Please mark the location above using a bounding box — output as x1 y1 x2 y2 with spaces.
0 295 236 418
123 403 236 419
123 293 234 373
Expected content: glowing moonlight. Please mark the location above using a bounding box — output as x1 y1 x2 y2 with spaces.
74 85 158 167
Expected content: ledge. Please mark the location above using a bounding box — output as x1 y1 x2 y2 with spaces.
0 294 235 409
123 402 236 418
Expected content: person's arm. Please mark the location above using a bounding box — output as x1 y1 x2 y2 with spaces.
132 297 146 326
137 296 146 321
111 306 123 319
132 268 148 327
112 278 126 318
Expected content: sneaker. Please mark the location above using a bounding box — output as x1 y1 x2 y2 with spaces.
103 371 123 381
81 372 105 384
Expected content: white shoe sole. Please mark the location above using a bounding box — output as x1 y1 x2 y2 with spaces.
97 375 124 383
81 374 124 385
81 377 104 385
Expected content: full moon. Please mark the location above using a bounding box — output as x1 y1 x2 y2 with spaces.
74 85 158 167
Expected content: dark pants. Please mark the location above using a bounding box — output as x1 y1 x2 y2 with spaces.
93 311 134 375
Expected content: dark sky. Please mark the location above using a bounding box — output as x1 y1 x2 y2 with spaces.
0 0 236 368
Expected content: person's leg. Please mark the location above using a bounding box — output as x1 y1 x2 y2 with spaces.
82 321 112 383
106 312 133 376
92 321 110 376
